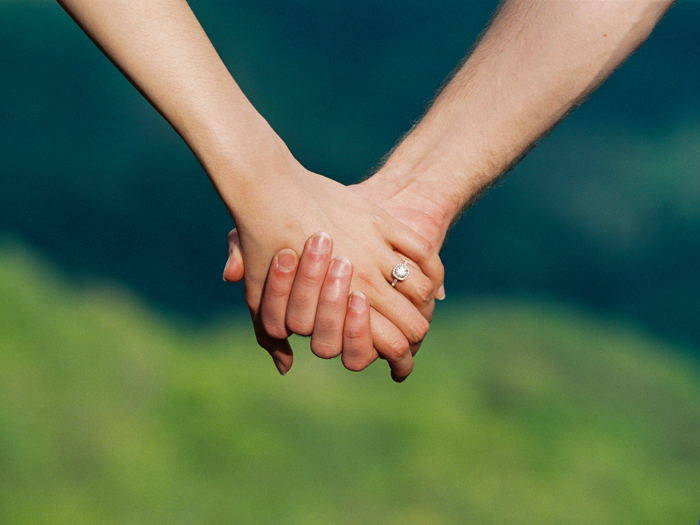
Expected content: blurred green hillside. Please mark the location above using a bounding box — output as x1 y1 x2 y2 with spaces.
1 241 699 524
3 1 700 348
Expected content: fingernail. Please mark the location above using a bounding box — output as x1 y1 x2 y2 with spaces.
223 252 232 282
330 256 351 278
273 358 287 376
309 231 331 255
436 284 446 300
349 291 366 312
276 249 297 271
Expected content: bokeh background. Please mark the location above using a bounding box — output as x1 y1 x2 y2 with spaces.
1 0 699 523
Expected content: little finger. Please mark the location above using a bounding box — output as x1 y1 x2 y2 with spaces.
341 291 375 372
369 309 416 382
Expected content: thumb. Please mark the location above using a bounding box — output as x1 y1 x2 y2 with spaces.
223 228 245 283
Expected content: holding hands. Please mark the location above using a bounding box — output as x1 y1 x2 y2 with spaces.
57 0 445 380
223 165 446 381
58 0 674 381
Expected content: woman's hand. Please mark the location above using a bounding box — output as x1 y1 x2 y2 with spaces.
226 235 376 376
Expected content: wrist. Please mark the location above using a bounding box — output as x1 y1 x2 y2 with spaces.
194 113 302 221
368 120 495 241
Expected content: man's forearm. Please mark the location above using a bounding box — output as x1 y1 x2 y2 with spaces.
374 0 675 237
57 0 294 221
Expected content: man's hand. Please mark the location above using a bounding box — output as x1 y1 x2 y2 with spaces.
224 231 380 378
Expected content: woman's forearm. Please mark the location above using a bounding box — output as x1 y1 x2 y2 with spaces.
373 0 675 237
57 0 294 222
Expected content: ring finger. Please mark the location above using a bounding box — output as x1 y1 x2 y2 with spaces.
390 257 436 322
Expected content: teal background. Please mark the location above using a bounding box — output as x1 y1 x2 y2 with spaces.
2 1 700 349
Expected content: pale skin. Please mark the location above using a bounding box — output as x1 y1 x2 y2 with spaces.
225 0 676 374
56 0 446 382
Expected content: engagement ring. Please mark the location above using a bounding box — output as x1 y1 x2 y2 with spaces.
391 260 410 286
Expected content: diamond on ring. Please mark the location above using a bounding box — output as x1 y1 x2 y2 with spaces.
391 260 410 286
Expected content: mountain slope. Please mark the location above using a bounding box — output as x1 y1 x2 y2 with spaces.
1 241 698 524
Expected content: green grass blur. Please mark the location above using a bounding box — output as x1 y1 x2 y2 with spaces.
1 240 699 524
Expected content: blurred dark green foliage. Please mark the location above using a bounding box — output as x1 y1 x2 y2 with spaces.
2 0 700 349
1 241 699 524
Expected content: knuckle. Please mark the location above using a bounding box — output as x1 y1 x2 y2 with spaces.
298 255 329 282
316 293 341 312
416 318 430 341
343 354 373 372
370 213 384 230
383 337 410 362
351 267 373 289
410 340 423 357
267 280 292 300
310 338 341 359
411 237 434 262
314 313 340 335
286 314 313 336
435 260 446 284
414 277 435 304
262 318 288 340
406 317 429 346
291 274 320 294
344 322 366 342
